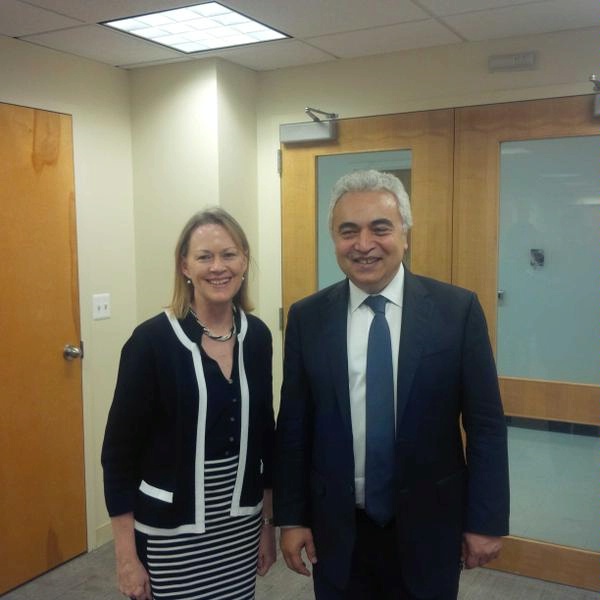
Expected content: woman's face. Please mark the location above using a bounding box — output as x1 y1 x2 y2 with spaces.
181 224 247 310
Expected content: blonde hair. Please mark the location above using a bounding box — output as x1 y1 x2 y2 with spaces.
169 207 253 318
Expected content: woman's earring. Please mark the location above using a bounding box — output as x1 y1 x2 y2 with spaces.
242 274 246 281
186 278 192 285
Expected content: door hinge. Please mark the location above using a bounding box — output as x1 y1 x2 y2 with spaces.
279 307 283 330
277 149 282 176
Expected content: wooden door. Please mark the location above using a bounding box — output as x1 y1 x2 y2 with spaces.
454 95 599 591
0 103 86 594
281 109 454 319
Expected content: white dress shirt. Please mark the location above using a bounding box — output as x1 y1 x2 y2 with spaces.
347 264 404 507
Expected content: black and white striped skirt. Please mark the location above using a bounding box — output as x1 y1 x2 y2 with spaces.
140 455 262 599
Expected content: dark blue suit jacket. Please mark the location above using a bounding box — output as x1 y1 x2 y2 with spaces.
274 270 509 597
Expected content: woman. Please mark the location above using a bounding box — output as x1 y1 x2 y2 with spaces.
102 208 276 600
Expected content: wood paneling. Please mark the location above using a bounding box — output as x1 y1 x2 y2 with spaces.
489 536 600 592
501 377 600 426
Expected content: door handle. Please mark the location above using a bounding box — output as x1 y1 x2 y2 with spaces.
63 344 82 361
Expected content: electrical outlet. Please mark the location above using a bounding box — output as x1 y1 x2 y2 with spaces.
93 293 111 320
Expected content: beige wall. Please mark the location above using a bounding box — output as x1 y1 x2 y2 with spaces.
216 61 259 306
0 23 596 553
130 60 219 320
0 36 136 548
130 59 259 319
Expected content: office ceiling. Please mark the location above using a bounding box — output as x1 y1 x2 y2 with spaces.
1 0 598 71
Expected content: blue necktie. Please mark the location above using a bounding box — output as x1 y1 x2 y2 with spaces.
363 295 395 526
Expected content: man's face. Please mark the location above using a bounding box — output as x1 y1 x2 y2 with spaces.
331 190 408 294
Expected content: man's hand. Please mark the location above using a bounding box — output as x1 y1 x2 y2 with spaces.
462 532 502 569
280 527 317 576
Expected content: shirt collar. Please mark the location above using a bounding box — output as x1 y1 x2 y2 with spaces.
348 263 405 313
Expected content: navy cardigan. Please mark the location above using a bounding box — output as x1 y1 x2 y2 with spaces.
101 309 274 535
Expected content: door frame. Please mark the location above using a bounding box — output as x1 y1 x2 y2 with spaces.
453 94 600 591
281 109 455 321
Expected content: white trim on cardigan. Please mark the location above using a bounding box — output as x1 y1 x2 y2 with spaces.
133 309 261 537
139 480 173 503
230 309 261 516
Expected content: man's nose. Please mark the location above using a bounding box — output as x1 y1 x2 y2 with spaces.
354 230 373 251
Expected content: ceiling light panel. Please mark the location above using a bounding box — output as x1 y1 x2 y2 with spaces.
103 2 288 53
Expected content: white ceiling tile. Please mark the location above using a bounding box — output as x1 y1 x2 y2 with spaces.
308 20 461 58
418 0 541 17
444 0 600 41
20 25 182 66
208 39 336 70
120 39 334 71
224 0 430 37
23 0 195 23
3 0 599 70
0 0 83 36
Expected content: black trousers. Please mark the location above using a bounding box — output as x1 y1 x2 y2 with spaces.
313 510 460 600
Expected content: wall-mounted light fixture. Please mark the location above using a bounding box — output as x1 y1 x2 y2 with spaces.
279 106 339 144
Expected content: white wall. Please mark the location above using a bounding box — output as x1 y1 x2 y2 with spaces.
0 36 137 548
216 61 259 306
130 60 219 320
254 27 600 398
130 59 260 319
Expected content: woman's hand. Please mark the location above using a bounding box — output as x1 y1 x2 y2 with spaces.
257 521 277 576
111 513 152 599
116 554 152 599
257 489 276 575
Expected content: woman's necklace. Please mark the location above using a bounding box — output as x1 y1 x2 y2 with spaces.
189 307 236 342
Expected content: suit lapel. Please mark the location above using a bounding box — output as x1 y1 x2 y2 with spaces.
397 270 432 429
318 274 431 439
322 281 353 438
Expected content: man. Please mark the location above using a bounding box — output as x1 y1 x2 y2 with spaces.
274 170 509 599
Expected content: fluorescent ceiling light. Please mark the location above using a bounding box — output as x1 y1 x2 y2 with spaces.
103 2 288 53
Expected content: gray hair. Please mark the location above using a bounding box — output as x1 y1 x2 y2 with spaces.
328 169 412 233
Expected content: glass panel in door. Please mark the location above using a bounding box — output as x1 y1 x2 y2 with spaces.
497 136 600 384
497 135 600 552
